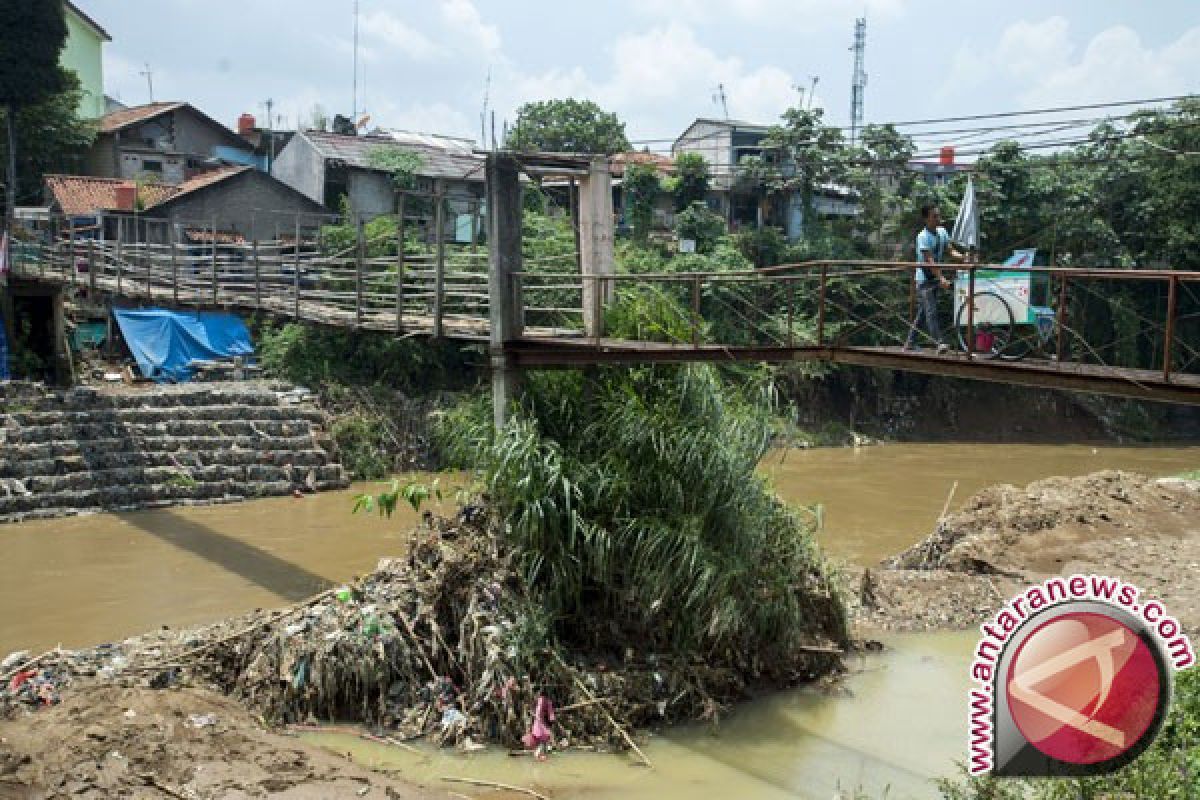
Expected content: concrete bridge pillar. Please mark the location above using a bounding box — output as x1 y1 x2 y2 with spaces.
486 153 524 429
578 157 615 338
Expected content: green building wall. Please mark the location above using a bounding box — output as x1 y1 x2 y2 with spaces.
60 6 107 119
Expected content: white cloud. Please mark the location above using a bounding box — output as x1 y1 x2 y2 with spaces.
501 22 801 138
943 17 1200 109
636 0 905 27
440 0 501 55
361 10 443 61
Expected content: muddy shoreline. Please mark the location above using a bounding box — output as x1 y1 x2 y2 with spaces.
3 468 1197 798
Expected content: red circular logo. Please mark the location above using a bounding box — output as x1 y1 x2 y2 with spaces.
1006 612 1162 765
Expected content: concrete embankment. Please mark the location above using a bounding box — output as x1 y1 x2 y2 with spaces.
0 383 349 524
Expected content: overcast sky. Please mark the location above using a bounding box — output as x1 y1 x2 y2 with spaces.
87 0 1199 152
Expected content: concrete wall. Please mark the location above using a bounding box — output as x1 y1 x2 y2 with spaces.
153 171 325 241
347 171 396 219
118 149 186 184
673 121 732 190
270 135 324 207
61 9 106 119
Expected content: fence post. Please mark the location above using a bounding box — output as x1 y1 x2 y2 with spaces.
293 218 301 319
691 274 701 348
170 225 179 305
87 237 97 296
433 188 446 338
1163 275 1178 383
210 218 218 305
1055 276 1069 364
395 194 406 334
817 264 828 346
966 266 976 358
253 239 261 308
355 216 365 328
116 217 123 296
787 276 795 348
145 219 152 301
67 218 76 287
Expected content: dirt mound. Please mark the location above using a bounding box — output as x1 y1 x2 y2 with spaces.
847 471 1200 634
890 470 1200 573
0 685 440 799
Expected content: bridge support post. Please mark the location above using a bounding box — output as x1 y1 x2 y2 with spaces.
578 157 615 338
487 153 524 430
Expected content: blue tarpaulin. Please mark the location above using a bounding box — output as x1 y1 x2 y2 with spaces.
113 308 254 383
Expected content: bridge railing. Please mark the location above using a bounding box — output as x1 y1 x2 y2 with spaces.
518 261 1200 384
9 209 494 339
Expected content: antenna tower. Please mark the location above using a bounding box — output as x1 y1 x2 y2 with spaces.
713 83 729 119
352 0 360 122
849 17 867 144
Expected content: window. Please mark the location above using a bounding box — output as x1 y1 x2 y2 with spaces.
142 160 163 173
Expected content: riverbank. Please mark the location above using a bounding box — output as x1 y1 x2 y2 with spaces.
844 470 1200 635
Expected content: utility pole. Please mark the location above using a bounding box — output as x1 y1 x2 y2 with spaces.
808 75 820 110
262 98 276 169
480 67 491 148
139 63 154 103
849 17 867 145
352 0 359 123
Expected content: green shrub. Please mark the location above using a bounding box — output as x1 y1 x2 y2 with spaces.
331 413 393 480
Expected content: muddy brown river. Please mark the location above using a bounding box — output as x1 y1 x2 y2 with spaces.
2 443 1197 797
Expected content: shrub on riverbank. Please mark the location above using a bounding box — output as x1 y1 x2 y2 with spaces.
436 363 848 675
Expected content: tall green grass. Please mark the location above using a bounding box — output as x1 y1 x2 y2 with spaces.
437 364 847 668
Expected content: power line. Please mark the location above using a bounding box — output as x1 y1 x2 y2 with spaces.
627 93 1196 145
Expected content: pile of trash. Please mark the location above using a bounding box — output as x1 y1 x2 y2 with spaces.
1 508 843 754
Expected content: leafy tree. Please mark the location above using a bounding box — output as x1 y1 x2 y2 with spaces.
0 0 69 222
0 72 95 208
508 99 629 154
623 162 661 240
761 107 848 235
669 152 711 210
674 201 726 254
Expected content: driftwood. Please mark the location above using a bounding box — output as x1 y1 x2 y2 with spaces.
441 776 549 800
554 652 652 768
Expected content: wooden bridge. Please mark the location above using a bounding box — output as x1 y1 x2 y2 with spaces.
8 153 1200 416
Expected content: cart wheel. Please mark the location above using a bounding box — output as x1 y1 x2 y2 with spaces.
955 291 1015 359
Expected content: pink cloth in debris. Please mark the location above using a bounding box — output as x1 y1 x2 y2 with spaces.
524 695 555 747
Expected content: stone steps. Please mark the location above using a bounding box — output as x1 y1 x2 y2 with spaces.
0 383 348 523
0 448 334 478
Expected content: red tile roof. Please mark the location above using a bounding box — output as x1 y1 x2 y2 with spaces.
45 175 177 216
45 167 250 216
611 151 674 176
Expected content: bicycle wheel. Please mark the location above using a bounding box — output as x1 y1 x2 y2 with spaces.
955 291 1015 359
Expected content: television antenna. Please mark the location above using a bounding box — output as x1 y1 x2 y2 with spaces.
139 63 154 103
712 83 730 119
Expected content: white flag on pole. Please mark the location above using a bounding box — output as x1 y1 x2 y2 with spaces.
951 175 979 250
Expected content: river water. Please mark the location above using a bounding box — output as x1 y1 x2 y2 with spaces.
2 443 1198 797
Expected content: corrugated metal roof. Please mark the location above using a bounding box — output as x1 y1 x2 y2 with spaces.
99 102 186 134
302 130 485 182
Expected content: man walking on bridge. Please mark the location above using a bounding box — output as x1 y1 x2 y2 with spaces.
905 205 965 353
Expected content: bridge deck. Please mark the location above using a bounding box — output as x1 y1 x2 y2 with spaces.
508 337 1200 405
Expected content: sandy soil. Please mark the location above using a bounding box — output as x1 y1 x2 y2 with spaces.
0 686 446 800
847 470 1200 634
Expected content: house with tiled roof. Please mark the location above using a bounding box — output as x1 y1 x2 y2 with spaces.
44 166 325 243
85 102 260 185
271 129 485 228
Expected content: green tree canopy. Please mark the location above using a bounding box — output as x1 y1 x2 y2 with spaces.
669 152 711 210
0 72 95 207
508 99 630 154
623 163 661 241
1 0 70 219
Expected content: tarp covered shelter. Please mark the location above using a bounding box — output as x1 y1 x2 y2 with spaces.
112 308 254 383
